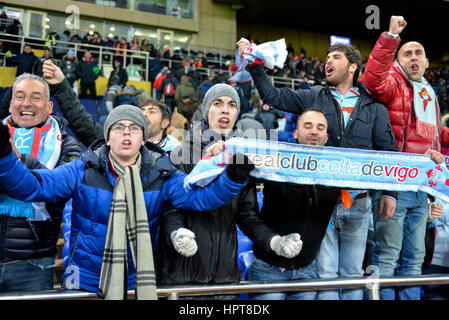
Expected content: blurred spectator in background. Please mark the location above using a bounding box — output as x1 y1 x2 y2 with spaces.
162 45 171 66
44 31 57 54
59 49 78 95
196 51 208 69
0 10 8 32
298 76 311 90
91 31 102 45
148 53 163 84
32 48 55 77
235 113 266 140
11 44 37 76
54 30 71 60
76 50 100 99
114 37 128 64
255 100 285 139
177 92 197 123
175 75 195 108
130 35 139 51
213 65 228 84
160 69 178 112
107 58 128 88
4 19 22 62
422 203 449 300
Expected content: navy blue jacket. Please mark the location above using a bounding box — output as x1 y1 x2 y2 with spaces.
248 64 397 152
248 64 398 199
12 52 38 76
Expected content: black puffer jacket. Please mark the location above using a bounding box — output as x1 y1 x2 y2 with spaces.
157 121 267 285
253 181 340 269
0 116 82 262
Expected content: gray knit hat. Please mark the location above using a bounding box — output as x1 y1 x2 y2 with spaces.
201 83 240 122
104 104 149 141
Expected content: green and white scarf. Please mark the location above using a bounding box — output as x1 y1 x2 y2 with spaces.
98 153 157 300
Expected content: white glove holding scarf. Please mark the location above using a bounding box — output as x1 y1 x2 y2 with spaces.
270 233 303 259
170 228 198 257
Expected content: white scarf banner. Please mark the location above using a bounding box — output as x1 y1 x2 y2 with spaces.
184 138 449 203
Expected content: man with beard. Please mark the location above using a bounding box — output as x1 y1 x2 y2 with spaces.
237 40 399 300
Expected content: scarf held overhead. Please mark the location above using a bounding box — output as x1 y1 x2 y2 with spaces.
0 115 62 220
98 153 157 300
184 137 449 204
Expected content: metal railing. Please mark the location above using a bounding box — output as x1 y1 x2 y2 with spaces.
0 32 151 81
0 274 448 300
0 32 316 91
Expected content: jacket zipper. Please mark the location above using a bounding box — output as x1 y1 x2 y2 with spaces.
68 234 80 267
399 125 406 152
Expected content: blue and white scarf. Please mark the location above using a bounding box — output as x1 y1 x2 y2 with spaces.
398 62 440 150
0 115 62 220
237 38 288 71
184 138 449 204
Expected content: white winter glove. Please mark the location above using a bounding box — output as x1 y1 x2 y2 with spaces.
270 233 303 259
170 228 198 257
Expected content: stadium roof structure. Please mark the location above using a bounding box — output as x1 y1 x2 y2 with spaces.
220 0 449 60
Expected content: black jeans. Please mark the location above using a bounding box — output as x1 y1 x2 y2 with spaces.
80 82 96 99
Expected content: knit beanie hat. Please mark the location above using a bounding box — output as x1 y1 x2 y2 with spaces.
201 83 240 122
104 104 149 141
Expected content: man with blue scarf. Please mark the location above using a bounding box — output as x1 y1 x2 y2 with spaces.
0 74 82 292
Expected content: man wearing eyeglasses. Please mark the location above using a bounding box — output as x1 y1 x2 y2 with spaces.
0 103 253 299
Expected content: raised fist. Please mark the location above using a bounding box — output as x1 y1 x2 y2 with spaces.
236 39 250 58
42 59 65 85
389 16 407 35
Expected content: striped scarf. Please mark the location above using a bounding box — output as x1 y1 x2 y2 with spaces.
98 153 157 300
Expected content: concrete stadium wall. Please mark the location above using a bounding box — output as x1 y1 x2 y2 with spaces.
3 0 238 53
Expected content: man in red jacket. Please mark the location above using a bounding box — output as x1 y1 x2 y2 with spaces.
363 16 448 300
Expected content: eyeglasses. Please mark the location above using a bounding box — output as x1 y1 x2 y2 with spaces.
110 124 143 134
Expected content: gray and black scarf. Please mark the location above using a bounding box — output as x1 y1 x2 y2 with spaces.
98 153 157 300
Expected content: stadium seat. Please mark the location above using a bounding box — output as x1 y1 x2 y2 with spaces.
79 98 99 121
0 67 16 87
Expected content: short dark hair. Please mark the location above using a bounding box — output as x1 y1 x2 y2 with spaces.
327 44 362 85
140 99 172 135
297 108 327 126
